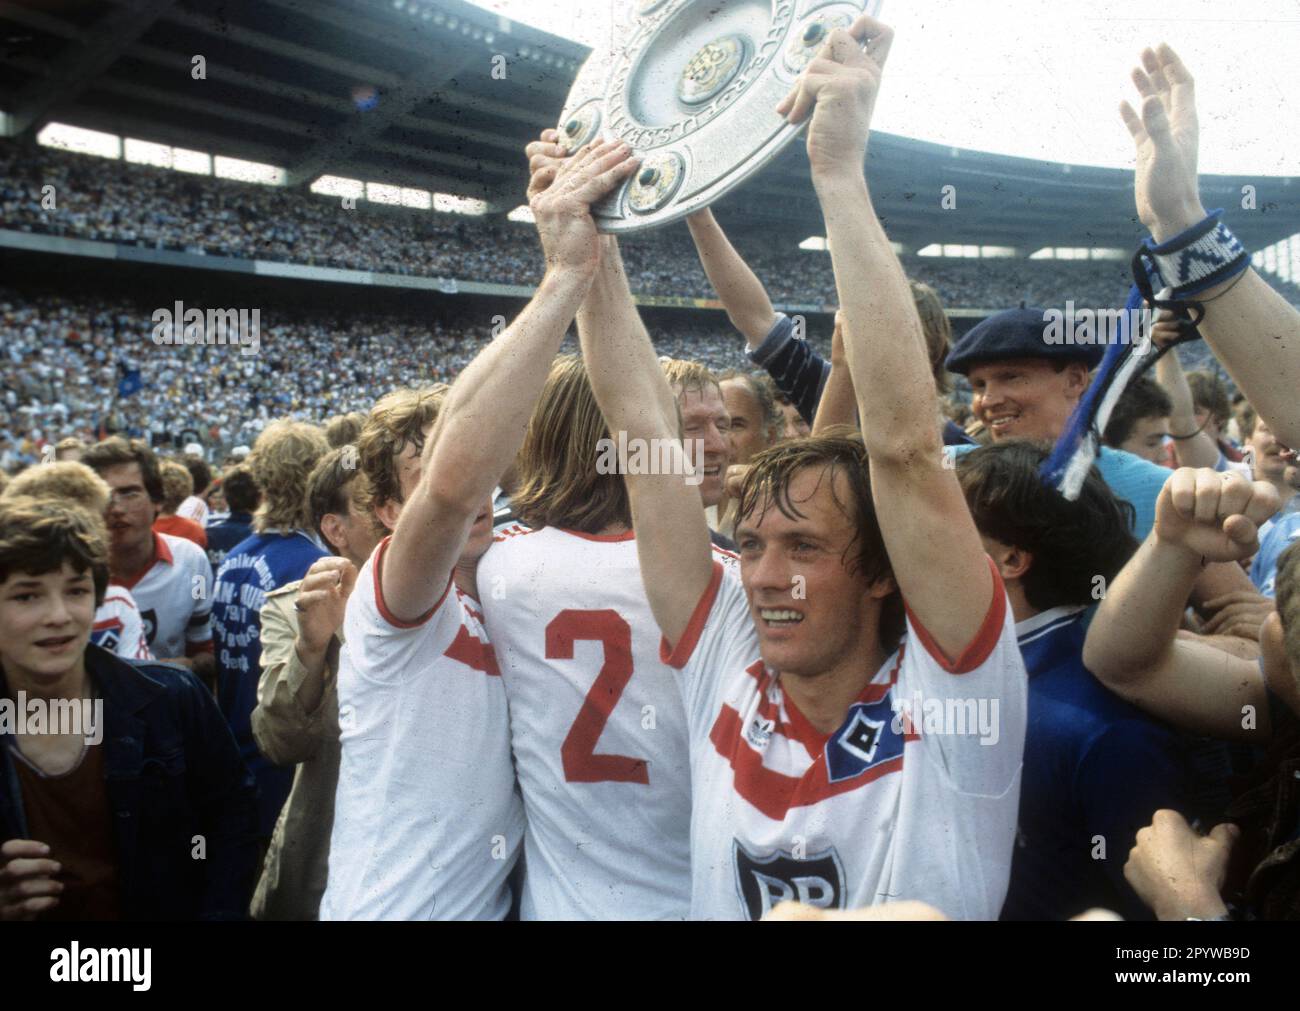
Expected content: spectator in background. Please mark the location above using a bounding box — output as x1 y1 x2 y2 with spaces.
213 420 329 847
1244 409 1290 503
1186 370 1246 463
324 412 365 449
53 437 84 463
153 460 207 550
251 445 381 920
1102 376 1172 465
205 466 258 571
177 453 212 526
0 495 258 921
2 461 152 661
81 437 214 681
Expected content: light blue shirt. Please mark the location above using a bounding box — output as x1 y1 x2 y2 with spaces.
1250 511 1300 597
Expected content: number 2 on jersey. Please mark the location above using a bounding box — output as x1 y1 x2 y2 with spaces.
546 609 648 785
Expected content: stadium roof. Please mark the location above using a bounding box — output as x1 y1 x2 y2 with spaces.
2 0 1296 251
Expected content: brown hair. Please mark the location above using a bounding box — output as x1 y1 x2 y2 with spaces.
357 386 447 515
910 280 953 395
734 427 904 654
159 460 194 514
54 437 85 461
0 495 109 606
3 461 112 515
248 420 330 533
511 355 631 534
1274 540 1300 674
325 412 365 449
220 466 260 514
307 446 359 553
1187 370 1231 429
957 439 1138 611
82 437 164 504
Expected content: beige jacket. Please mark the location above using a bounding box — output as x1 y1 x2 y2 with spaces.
249 579 342 921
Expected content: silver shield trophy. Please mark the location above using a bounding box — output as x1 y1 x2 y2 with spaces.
556 0 884 233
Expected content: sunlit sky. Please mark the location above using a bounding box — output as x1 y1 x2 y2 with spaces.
466 0 1298 176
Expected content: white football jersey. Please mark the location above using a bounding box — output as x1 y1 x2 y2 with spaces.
321 535 525 921
120 532 213 660
477 524 738 920
666 559 1026 921
92 584 153 660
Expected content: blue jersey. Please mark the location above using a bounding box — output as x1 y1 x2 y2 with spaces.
213 529 326 837
205 511 255 572
1000 607 1187 921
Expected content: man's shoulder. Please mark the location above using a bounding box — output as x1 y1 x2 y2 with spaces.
1095 447 1172 488
160 531 209 569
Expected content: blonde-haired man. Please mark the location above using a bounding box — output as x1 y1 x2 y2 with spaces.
213 419 330 844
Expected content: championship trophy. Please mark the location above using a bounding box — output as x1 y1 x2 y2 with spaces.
555 0 884 233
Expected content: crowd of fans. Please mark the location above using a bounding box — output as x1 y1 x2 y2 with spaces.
0 286 802 466
4 139 1276 309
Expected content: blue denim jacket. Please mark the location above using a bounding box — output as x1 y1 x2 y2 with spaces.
0 645 259 920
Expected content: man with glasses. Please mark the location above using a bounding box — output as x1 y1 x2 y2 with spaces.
81 438 215 680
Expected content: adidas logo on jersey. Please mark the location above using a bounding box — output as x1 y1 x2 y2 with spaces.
744 715 775 749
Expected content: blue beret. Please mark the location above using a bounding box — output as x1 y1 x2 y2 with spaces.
945 307 1107 375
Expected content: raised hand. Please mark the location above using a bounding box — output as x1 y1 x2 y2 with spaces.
295 555 358 660
0 839 62 921
529 138 638 277
1120 44 1207 242
775 15 893 183
1154 468 1279 563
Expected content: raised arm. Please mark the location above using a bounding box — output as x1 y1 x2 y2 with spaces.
1082 467 1279 742
811 311 857 434
1152 314 1221 469
382 138 638 621
1123 44 1300 448
686 207 778 347
782 16 992 659
576 234 714 648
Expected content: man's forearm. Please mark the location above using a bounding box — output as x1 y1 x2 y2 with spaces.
1156 352 1220 468
578 243 677 439
817 174 937 457
687 210 777 347
1151 206 1300 448
424 268 592 509
1088 533 1203 678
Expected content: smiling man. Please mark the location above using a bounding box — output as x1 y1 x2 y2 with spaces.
573 15 1027 920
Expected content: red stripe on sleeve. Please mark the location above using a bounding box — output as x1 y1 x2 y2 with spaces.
903 556 1007 674
372 535 451 630
659 560 725 669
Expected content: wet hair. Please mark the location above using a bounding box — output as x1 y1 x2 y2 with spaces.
735 427 904 654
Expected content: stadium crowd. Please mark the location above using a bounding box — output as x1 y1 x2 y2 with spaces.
2 21 1300 926
0 138 1213 309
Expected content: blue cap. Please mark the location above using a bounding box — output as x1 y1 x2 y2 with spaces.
945 307 1106 376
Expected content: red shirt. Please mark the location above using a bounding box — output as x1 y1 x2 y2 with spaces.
153 514 207 549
